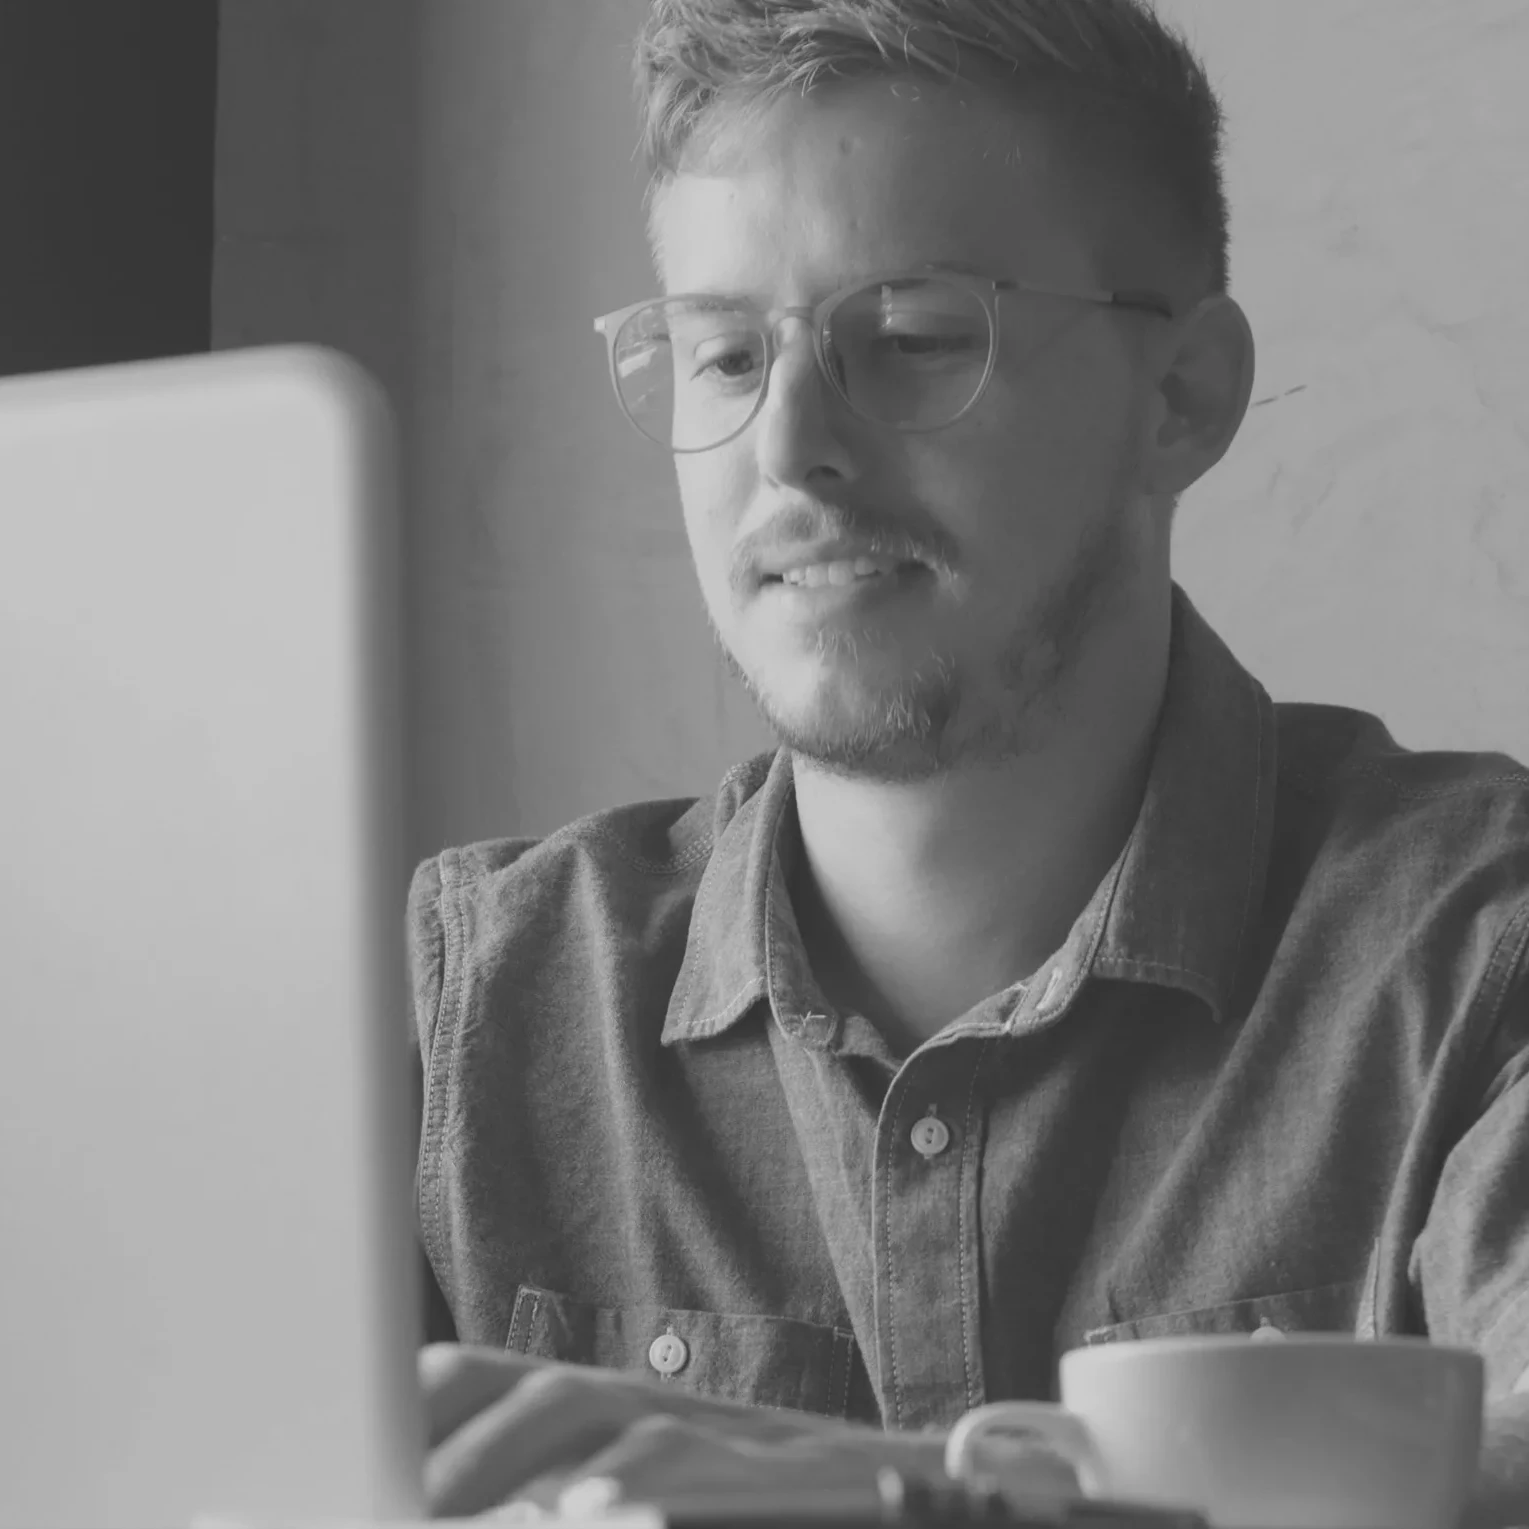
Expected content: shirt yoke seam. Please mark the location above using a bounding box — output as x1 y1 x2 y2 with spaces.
1280 761 1529 802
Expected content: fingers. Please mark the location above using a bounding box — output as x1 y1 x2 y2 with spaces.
542 1415 948 1521
514 1417 703 1515
417 1343 908 1519
963 1436 1084 1503
567 1413 861 1504
425 1364 646 1517
548 1415 942 1519
417 1342 550 1450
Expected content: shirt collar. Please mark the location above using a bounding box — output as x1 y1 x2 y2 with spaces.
660 744 813 1047
662 581 1278 1047
1083 581 1278 1024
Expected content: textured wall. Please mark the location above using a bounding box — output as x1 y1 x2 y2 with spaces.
406 2 773 854
1166 0 1529 770
213 1 1529 854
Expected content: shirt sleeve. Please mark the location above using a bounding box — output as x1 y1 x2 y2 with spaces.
1413 931 1529 1399
407 853 447 1063
406 854 456 1339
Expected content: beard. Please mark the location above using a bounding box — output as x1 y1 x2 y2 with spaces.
712 491 1143 784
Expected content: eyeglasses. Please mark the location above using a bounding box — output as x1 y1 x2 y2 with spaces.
592 266 1173 454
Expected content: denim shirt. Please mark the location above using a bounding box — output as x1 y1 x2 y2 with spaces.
408 582 1529 1429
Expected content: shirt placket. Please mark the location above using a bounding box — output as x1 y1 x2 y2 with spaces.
871 1037 992 1429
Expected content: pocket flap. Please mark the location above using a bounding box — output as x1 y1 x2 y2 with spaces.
506 1283 858 1417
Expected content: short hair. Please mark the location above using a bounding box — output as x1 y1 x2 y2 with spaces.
632 0 1231 303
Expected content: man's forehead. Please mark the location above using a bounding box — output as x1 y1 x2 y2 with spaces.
650 81 1085 298
678 76 1066 191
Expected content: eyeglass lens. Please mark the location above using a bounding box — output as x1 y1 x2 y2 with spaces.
611 277 993 451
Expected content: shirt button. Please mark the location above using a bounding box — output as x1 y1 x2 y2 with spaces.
910 1114 951 1158
648 1333 689 1375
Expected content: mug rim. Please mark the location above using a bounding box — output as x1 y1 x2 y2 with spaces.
1067 1334 1483 1363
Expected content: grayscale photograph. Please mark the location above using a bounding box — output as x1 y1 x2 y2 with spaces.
2 4 1527 1527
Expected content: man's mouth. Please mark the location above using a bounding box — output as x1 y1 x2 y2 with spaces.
762 557 924 589
771 557 900 588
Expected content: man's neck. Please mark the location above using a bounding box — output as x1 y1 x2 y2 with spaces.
787 616 1172 1054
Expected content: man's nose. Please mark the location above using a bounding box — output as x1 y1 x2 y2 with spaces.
764 314 824 397
751 314 857 486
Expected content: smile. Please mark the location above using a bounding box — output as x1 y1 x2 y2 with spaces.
776 557 900 588
757 561 929 616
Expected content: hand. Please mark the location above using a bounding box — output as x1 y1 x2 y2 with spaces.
419 1343 948 1518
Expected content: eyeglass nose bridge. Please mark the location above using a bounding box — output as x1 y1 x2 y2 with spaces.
758 305 843 398
768 305 819 337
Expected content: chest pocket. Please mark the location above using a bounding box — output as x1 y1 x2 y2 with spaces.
1084 1279 1367 1345
506 1283 859 1418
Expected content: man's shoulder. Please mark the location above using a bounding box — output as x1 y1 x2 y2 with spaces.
1272 700 1529 884
1275 701 1529 803
405 750 780 1057
409 750 778 926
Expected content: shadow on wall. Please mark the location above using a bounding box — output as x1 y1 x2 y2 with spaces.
0 1 218 377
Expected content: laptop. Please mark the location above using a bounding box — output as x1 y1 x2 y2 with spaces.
0 348 1231 1529
0 348 427 1527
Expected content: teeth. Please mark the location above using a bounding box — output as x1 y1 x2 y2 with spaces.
782 558 893 587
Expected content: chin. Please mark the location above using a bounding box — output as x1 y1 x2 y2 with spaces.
745 661 965 782
779 730 957 784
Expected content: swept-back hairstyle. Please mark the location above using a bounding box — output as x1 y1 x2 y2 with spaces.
632 0 1230 301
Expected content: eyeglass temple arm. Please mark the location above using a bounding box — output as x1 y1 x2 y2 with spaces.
1111 289 1175 319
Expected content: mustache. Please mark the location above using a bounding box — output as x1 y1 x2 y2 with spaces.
731 501 958 586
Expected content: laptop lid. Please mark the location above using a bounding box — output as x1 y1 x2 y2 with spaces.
0 347 425 1527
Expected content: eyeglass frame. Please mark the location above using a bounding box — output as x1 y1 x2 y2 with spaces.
591 265 1175 454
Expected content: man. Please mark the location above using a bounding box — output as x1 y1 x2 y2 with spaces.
412 0 1529 1519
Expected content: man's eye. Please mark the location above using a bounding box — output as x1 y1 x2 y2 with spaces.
886 332 970 353
690 340 762 382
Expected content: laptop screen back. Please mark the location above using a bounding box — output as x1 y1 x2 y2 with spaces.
0 347 424 1527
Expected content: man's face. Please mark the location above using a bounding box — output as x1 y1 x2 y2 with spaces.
650 78 1171 781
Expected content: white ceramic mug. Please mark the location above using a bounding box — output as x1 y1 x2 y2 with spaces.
945 1335 1484 1529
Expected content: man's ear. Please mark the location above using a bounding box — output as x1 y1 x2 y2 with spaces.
1139 293 1256 499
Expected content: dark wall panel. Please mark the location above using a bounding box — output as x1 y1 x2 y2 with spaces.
0 1 218 376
